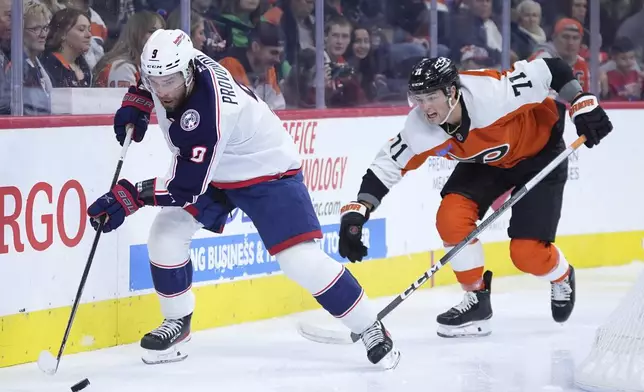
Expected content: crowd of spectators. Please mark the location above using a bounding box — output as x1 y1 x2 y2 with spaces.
1 0 644 115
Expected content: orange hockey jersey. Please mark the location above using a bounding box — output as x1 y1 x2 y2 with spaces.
369 58 562 189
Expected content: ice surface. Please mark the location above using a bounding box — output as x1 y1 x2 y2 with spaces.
2 262 643 392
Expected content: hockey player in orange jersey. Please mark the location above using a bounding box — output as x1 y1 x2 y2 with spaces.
337 56 613 338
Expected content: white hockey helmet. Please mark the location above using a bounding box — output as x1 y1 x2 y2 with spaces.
140 29 195 96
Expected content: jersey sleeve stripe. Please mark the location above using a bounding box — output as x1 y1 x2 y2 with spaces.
189 67 222 204
210 168 301 189
164 153 179 190
402 148 437 174
459 67 515 80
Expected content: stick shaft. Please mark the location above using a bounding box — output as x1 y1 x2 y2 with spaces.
52 126 134 369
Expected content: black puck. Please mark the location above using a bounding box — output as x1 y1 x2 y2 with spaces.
71 378 90 391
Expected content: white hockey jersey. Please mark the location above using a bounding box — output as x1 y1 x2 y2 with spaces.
151 50 301 207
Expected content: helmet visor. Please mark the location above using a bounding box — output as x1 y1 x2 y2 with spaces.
143 72 185 96
407 90 445 107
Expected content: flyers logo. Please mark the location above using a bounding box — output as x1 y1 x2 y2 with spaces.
447 144 510 164
574 70 586 88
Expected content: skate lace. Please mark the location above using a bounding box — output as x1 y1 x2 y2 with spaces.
551 278 572 301
453 292 478 313
361 322 385 351
151 319 183 340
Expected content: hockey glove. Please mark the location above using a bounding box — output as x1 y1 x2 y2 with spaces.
338 202 370 262
87 179 144 233
114 86 154 146
569 93 613 148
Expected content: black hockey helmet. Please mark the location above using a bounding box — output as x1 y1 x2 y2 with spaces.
408 57 460 97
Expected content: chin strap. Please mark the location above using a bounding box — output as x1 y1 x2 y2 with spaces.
439 89 461 126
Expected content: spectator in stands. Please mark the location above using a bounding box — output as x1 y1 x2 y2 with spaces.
167 10 206 51
41 0 65 14
66 0 108 70
0 0 10 68
346 0 385 28
384 0 449 63
263 0 315 67
93 11 164 88
23 0 53 115
325 15 352 65
323 16 364 107
219 21 286 110
530 18 590 92
280 15 364 108
146 0 181 15
0 0 9 115
346 25 398 102
91 0 150 51
459 45 494 70
605 37 643 101
601 0 637 53
214 0 262 49
511 0 546 60
191 0 228 59
322 0 367 26
450 0 503 67
616 1 644 55
41 8 93 87
282 47 314 107
557 0 598 60
324 0 342 21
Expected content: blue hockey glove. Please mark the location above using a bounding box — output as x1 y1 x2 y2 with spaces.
114 86 153 146
87 179 144 233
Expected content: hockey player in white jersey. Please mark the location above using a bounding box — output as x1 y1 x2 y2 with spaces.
86 29 400 369
338 56 613 338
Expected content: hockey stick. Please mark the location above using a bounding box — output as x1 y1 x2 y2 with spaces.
38 126 134 375
298 135 587 345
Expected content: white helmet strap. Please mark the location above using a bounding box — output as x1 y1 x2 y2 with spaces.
439 88 461 126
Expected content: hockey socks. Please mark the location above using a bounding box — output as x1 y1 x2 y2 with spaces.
312 265 369 330
150 258 195 319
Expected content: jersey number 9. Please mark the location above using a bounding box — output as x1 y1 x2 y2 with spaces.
191 146 207 163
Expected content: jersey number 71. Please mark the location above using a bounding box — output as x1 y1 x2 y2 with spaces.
390 134 409 162
509 72 533 97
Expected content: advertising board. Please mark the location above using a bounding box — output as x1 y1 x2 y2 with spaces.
1 106 642 367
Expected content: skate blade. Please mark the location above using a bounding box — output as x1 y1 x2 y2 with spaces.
437 320 491 338
141 336 191 365
377 347 401 371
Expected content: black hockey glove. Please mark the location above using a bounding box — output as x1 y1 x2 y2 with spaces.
114 86 154 146
338 202 369 262
569 93 613 148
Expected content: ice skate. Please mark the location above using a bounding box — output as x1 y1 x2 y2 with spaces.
141 313 192 365
551 265 575 323
437 270 493 338
360 320 400 370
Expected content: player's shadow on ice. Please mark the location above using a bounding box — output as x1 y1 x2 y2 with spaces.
185 338 394 374
397 321 576 351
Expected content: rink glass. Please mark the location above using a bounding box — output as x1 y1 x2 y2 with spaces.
0 0 610 115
